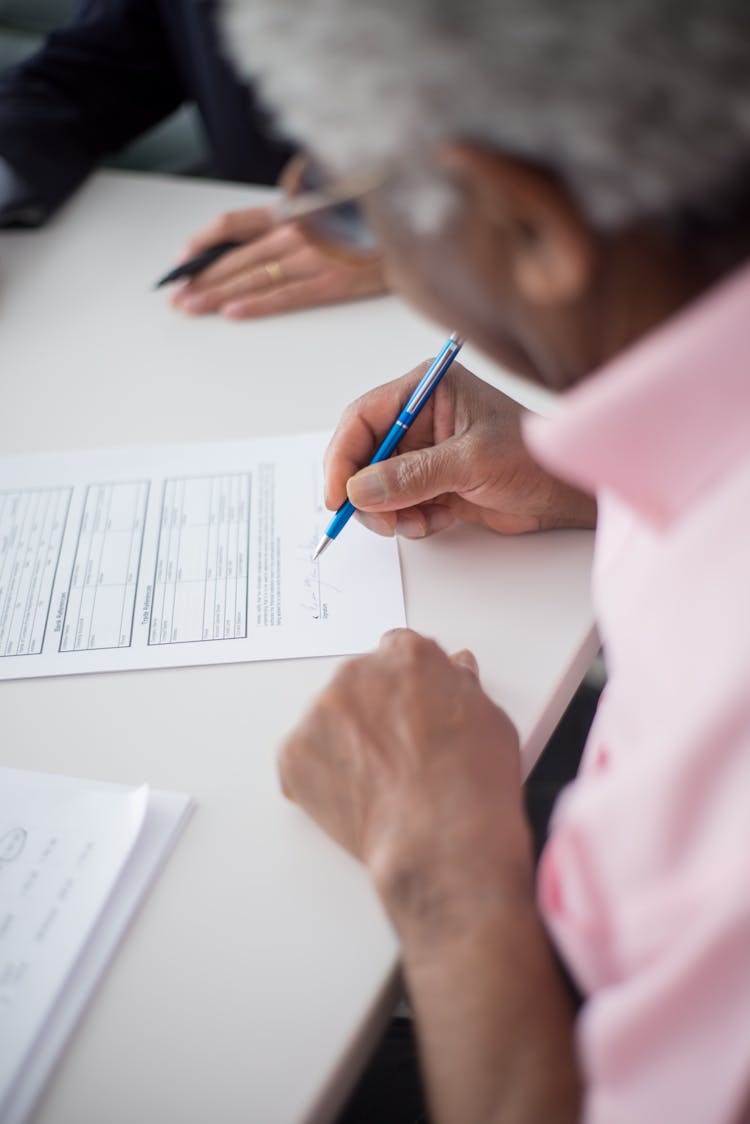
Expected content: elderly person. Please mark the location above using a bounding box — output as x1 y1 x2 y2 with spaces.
222 1 750 1120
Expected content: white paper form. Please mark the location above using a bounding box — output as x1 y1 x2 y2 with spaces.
0 769 192 1124
0 434 405 680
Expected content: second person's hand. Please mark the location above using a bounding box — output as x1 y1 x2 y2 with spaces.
324 361 597 538
170 206 387 319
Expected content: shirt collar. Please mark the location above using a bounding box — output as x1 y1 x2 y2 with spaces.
523 262 750 528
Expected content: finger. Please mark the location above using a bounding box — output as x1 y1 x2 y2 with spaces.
173 232 307 314
355 510 397 537
168 258 260 311
360 503 454 540
394 503 456 538
174 264 278 314
175 248 310 314
220 274 361 321
207 249 385 320
187 246 386 316
181 206 275 259
357 504 454 539
450 648 479 677
170 244 265 299
181 224 309 297
378 627 421 652
376 629 447 673
347 437 474 513
323 367 434 509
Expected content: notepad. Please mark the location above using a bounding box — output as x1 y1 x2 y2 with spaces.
0 767 192 1124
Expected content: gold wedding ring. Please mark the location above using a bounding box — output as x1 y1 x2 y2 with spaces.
264 259 285 285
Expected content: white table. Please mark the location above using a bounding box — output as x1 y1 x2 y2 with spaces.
0 171 597 1124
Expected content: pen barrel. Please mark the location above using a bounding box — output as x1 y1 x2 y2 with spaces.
403 336 461 416
371 420 410 464
326 499 357 541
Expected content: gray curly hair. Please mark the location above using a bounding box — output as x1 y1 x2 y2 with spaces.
221 0 750 230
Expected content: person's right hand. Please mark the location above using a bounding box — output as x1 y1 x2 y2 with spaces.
324 361 597 538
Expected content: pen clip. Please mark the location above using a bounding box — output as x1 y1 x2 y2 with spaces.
404 336 461 415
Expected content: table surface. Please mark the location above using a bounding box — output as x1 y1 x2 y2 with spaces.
0 171 597 1124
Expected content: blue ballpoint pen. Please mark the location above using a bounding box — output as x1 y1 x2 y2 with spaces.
312 332 464 560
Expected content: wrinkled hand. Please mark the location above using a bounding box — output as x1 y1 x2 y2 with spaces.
280 630 532 929
169 206 386 319
324 361 596 538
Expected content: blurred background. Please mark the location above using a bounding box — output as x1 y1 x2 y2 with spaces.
0 0 207 175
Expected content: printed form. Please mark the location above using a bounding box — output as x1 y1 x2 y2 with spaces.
0 434 405 680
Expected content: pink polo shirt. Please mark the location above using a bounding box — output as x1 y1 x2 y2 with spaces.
524 264 750 1123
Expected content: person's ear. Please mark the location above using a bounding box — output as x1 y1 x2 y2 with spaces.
435 142 597 306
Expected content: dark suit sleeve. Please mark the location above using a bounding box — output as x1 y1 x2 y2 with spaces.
0 0 187 225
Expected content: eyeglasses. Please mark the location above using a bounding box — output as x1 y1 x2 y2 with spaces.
275 154 383 262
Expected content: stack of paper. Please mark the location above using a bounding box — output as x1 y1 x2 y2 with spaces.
0 768 192 1124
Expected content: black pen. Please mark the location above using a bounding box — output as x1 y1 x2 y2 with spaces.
153 240 242 289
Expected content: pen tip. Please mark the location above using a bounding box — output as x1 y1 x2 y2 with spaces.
312 536 331 561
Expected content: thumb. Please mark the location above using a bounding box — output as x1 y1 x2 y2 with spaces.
347 439 471 512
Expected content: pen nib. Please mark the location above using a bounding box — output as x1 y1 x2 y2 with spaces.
311 535 331 562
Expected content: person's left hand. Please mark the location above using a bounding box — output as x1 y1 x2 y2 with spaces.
279 629 533 933
169 206 386 319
